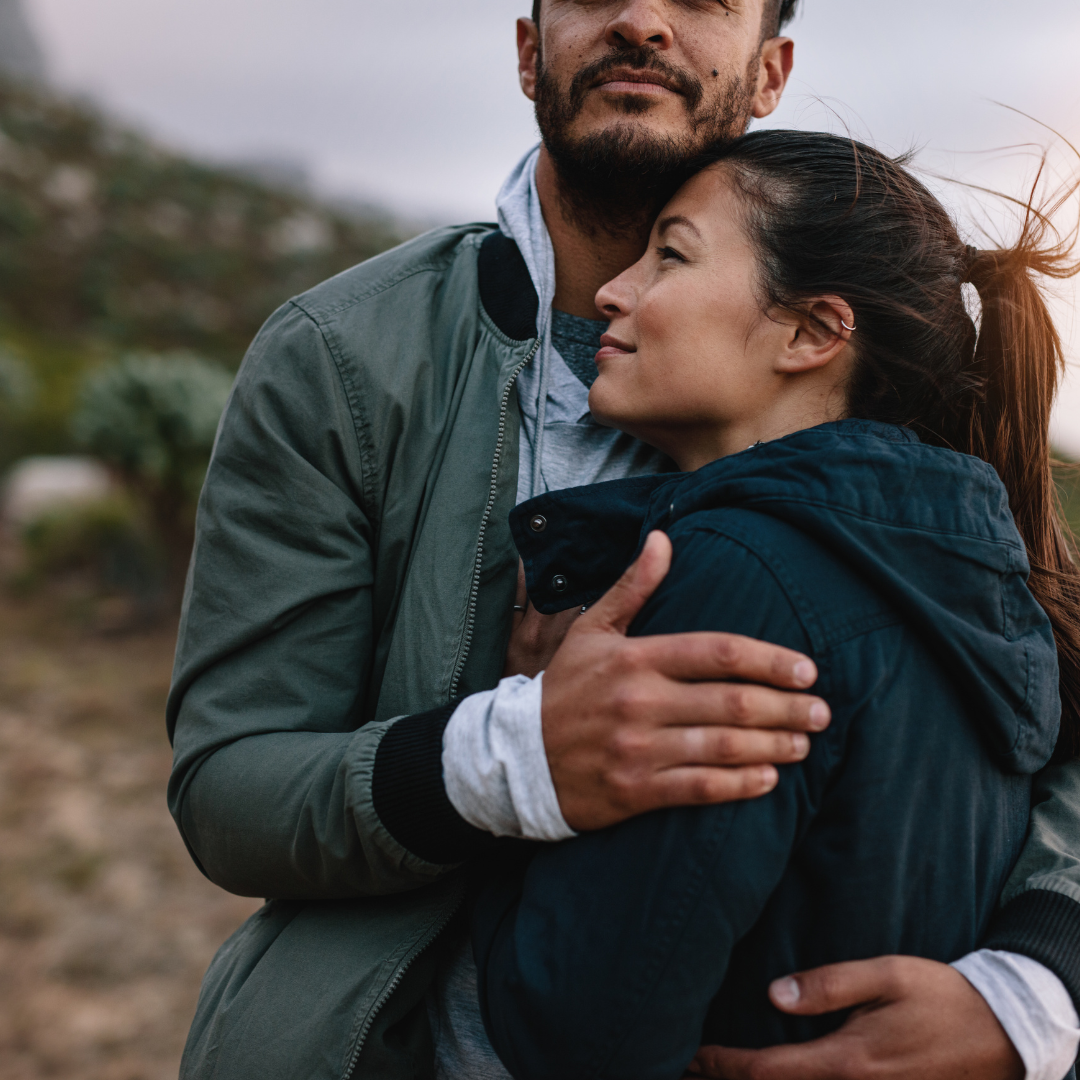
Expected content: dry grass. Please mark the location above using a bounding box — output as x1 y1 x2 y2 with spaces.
0 559 260 1079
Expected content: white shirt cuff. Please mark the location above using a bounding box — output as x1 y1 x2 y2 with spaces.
442 673 576 842
953 949 1079 1080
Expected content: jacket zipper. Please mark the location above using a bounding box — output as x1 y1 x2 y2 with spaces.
342 880 465 1080
449 339 541 699
343 340 539 1079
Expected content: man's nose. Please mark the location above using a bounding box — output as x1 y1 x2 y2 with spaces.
604 0 674 51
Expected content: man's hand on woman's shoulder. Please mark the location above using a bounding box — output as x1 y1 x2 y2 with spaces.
538 531 832 832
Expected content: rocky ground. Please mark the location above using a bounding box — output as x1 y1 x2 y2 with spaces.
0 570 260 1079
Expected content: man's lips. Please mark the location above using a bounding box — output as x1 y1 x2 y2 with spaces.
596 333 635 363
593 68 682 96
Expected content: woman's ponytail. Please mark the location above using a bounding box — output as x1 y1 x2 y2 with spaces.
961 224 1080 758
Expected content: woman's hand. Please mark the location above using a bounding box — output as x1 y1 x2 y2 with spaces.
503 560 582 679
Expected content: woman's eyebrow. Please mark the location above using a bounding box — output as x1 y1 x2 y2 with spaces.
657 214 703 241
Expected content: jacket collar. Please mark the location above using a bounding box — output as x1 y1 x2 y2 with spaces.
478 230 538 343
511 472 677 614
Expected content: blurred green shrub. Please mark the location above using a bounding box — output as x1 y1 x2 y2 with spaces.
71 352 233 571
1055 458 1080 542
72 352 232 498
0 332 97 474
19 496 160 598
0 342 43 469
0 344 35 410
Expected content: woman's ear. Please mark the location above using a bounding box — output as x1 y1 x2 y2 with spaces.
775 297 856 375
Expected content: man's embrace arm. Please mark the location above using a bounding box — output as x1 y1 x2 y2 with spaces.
166 301 406 898
168 309 827 900
692 762 1080 1080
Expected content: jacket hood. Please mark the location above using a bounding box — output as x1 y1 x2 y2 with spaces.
511 420 1060 774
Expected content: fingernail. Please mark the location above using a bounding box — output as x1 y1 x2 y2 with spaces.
809 702 830 730
760 765 779 789
771 976 801 1008
792 733 810 757
793 660 816 687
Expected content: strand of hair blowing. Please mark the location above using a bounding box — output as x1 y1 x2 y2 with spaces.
961 216 1080 759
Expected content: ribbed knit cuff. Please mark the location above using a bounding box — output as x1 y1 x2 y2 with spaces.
983 889 1080 1013
372 703 499 865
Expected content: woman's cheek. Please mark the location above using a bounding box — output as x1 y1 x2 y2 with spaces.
587 371 621 425
591 362 642 426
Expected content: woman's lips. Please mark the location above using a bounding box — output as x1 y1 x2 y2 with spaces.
596 334 635 363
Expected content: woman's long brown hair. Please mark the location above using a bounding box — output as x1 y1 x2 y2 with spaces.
964 199 1080 758
699 131 1080 758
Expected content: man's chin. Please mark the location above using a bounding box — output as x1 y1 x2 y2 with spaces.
567 106 693 148
561 119 695 157
550 118 702 178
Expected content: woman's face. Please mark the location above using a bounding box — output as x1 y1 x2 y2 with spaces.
589 166 849 470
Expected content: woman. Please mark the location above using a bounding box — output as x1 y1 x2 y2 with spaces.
470 131 1080 1080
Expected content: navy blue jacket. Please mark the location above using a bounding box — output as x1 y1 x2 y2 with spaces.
471 420 1061 1080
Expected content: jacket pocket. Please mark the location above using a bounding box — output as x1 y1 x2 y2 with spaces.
180 877 462 1080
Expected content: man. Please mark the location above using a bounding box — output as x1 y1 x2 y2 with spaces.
168 2 1080 1078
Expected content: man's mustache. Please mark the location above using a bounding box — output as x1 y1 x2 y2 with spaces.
566 48 706 117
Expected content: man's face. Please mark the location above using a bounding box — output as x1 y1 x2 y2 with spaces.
519 0 792 175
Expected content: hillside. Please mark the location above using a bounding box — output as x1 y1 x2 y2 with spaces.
0 78 409 469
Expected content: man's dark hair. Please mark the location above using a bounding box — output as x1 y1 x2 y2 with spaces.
530 1 800 36
773 0 800 34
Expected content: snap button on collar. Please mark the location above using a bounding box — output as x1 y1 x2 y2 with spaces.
530 514 547 533
551 574 568 593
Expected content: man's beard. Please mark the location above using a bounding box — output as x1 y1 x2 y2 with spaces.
535 46 759 237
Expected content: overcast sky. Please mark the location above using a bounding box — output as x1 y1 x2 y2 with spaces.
22 0 1080 449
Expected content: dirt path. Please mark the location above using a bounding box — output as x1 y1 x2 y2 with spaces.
0 588 261 1079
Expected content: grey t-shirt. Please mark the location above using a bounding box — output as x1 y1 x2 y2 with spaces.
550 307 602 387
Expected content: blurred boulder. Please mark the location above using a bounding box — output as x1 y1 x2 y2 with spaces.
2 456 112 527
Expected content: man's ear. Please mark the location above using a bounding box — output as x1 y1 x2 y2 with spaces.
752 37 794 120
518 18 539 101
775 297 856 375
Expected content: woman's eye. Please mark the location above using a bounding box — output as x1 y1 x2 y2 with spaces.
656 246 686 263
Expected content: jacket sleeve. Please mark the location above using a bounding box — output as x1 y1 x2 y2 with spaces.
166 302 489 900
983 760 1080 1011
472 525 830 1080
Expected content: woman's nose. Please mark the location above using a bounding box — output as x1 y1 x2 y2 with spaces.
595 275 632 319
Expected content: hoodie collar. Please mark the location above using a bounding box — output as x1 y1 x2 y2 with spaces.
511 419 1058 775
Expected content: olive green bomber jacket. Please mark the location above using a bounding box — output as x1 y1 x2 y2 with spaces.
167 224 1080 1080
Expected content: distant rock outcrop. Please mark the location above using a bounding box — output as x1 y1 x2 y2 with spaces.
0 79 406 362
0 0 46 84
0 78 408 472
